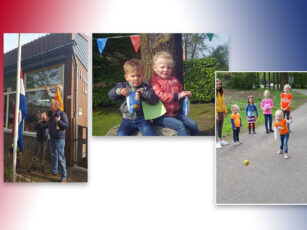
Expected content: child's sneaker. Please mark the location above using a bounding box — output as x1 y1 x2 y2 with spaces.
277 149 283 154
284 153 289 159
237 141 242 144
220 140 229 146
216 142 223 149
234 142 240 145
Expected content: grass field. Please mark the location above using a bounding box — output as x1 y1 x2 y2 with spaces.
221 88 307 139
93 103 215 136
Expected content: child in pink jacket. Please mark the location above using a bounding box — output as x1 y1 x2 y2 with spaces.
261 90 274 134
149 51 199 136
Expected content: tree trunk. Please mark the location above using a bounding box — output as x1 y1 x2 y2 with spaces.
273 72 276 90
140 34 183 85
268 72 271 89
277 72 280 90
263 72 266 88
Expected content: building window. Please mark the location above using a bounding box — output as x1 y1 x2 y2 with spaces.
4 64 64 134
26 65 62 89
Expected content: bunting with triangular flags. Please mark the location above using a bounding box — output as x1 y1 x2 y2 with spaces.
96 38 108 55
207 33 214 41
130 35 140 53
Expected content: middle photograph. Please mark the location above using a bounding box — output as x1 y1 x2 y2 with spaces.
93 33 228 136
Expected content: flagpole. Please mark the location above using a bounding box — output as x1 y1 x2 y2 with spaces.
12 33 22 182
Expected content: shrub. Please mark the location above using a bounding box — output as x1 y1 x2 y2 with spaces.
184 57 218 103
229 73 257 90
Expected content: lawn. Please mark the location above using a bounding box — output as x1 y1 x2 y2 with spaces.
221 88 307 139
93 103 215 136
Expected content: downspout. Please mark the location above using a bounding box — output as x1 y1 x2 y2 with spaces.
72 46 78 167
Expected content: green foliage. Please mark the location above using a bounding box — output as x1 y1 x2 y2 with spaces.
207 44 229 71
184 57 218 103
4 166 12 182
92 66 124 107
229 73 258 90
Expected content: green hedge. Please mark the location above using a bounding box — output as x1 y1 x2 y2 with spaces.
183 57 218 103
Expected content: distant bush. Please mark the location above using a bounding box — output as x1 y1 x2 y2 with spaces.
184 57 218 103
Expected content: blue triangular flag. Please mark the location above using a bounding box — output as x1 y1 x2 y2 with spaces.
96 38 108 55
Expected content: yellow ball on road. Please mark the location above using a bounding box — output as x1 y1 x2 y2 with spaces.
244 160 249 166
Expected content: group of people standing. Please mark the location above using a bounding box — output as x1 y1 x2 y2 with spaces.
216 79 293 159
32 84 69 182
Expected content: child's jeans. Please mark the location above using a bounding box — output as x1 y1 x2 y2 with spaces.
233 127 240 142
153 113 200 136
35 139 48 165
283 110 291 130
264 114 272 131
117 116 155 136
280 132 289 153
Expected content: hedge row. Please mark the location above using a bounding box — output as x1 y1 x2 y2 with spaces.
183 57 218 103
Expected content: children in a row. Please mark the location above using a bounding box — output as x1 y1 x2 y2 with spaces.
108 52 199 136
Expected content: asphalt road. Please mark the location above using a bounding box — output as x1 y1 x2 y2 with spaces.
216 89 307 204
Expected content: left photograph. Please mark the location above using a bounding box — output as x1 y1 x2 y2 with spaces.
3 33 88 182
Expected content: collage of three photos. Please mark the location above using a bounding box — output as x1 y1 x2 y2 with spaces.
3 33 307 204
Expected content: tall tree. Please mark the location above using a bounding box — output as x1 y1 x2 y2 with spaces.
140 34 183 84
182 33 207 60
208 44 229 71
273 72 276 90
268 72 271 89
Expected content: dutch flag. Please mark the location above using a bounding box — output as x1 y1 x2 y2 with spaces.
12 68 27 151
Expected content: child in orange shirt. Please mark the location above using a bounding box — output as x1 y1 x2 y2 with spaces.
45 84 64 111
280 84 292 131
231 105 242 145
274 110 292 159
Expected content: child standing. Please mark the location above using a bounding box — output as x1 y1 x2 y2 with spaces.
216 78 229 148
108 59 159 136
261 90 274 134
149 51 200 136
31 112 49 172
280 84 292 131
274 110 292 159
245 96 258 134
231 105 242 145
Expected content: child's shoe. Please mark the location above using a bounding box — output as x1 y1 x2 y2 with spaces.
284 153 289 159
253 127 256 134
269 129 274 133
216 142 223 149
234 142 240 145
220 140 229 146
277 149 283 154
266 130 269 134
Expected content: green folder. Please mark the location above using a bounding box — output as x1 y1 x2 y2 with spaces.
142 100 166 120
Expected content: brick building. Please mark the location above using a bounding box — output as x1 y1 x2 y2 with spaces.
3 33 88 168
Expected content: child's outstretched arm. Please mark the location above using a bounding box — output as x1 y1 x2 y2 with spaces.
140 85 159 105
45 86 55 98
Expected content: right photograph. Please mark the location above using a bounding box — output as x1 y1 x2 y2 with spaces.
216 72 307 204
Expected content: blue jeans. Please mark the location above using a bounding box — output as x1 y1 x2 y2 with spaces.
117 116 155 136
283 110 291 130
233 127 240 142
153 113 200 136
50 138 67 180
280 132 289 153
264 114 272 131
